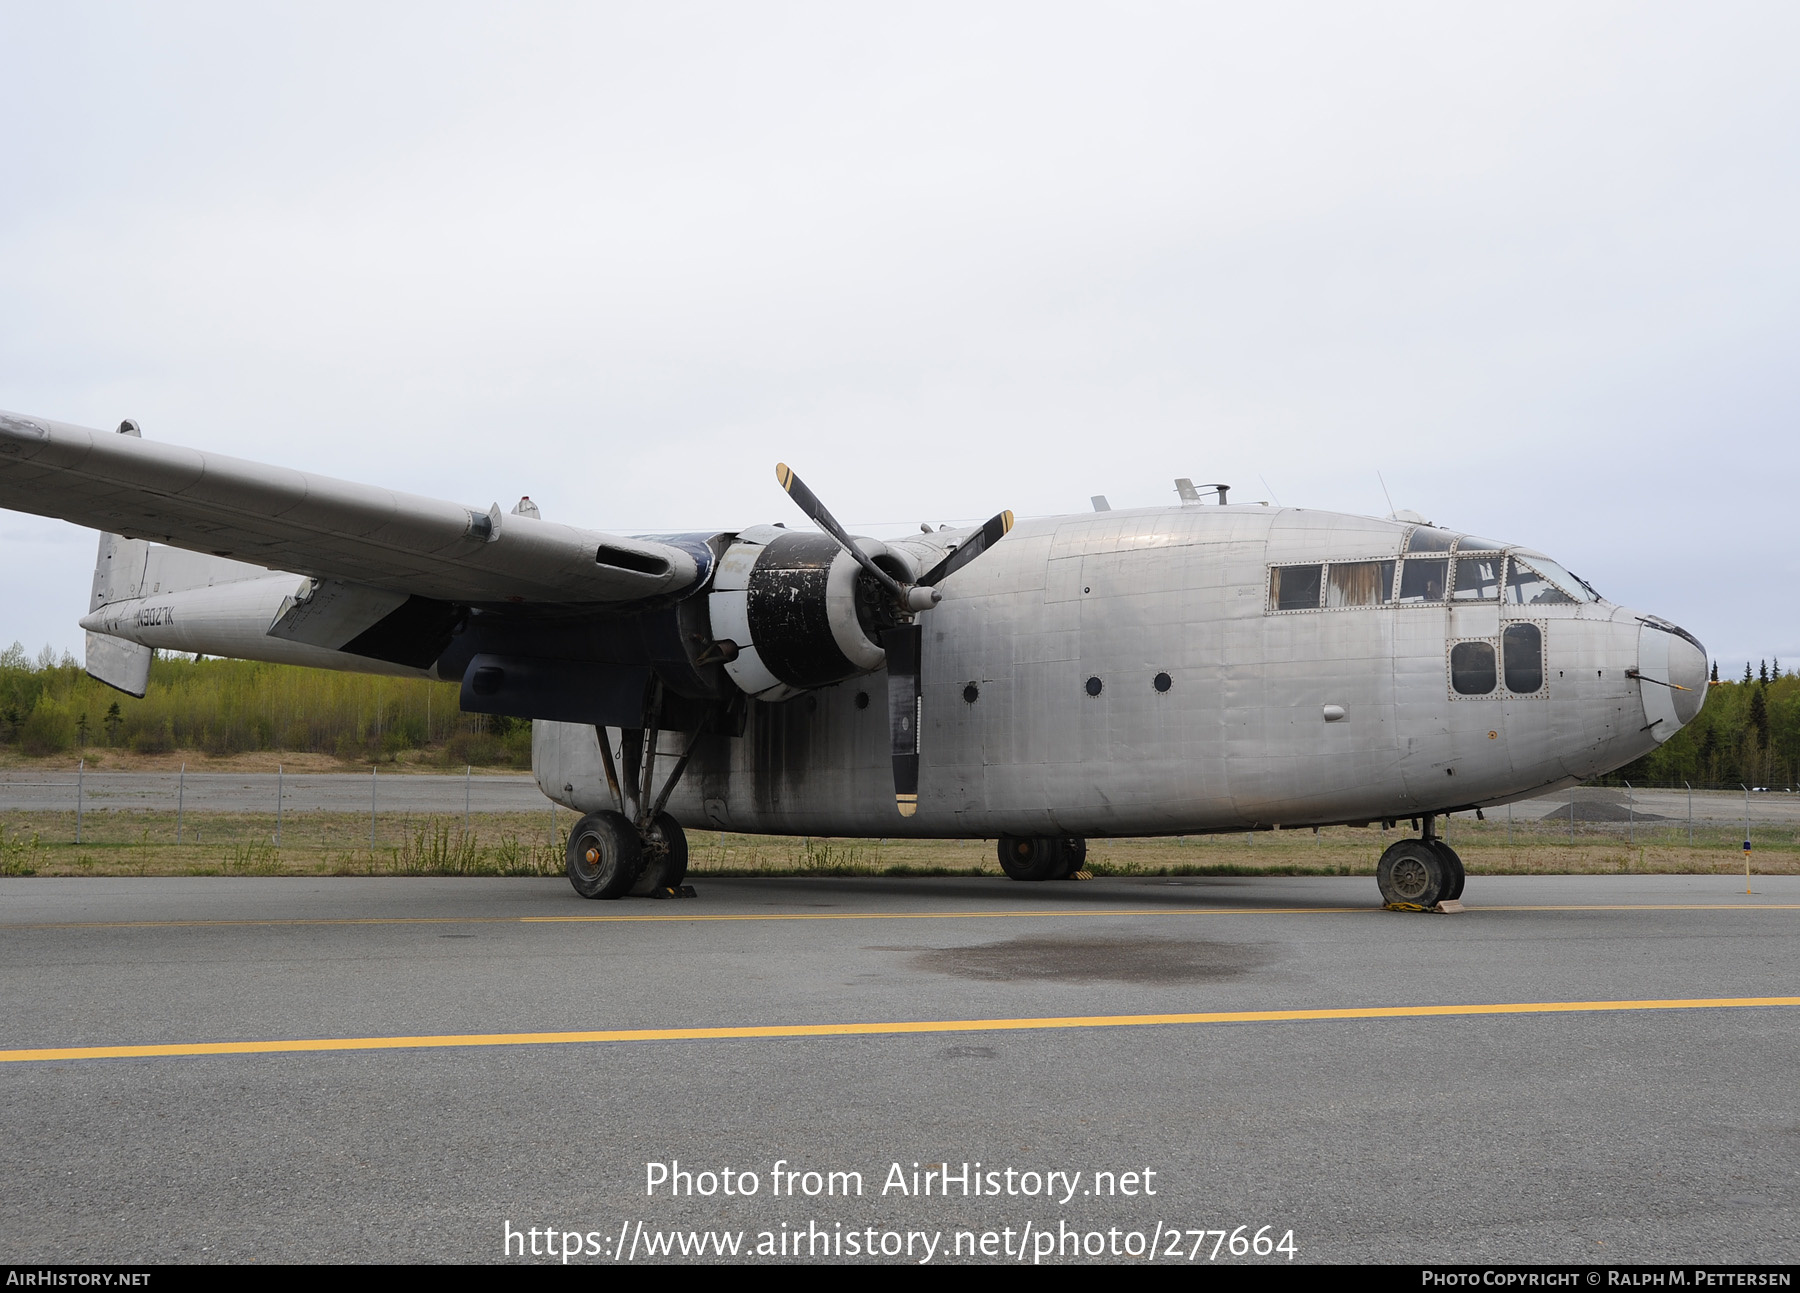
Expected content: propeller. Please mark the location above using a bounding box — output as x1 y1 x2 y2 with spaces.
775 464 1013 817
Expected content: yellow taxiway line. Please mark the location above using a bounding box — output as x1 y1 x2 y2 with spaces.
12 902 1799 931
5 996 1798 1064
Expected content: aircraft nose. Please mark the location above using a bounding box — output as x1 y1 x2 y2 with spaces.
1665 630 1707 725
1638 619 1708 736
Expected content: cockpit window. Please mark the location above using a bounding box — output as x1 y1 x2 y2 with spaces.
1504 558 1578 605
1403 526 1457 553
1451 556 1501 601
1326 560 1396 607
1396 557 1448 603
1453 536 1505 553
1269 564 1322 611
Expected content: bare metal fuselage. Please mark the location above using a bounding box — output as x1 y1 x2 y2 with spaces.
533 505 1704 838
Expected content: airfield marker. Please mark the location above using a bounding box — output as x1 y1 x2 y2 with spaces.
1742 785 1756 896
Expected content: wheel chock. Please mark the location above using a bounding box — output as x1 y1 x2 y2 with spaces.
1433 899 1464 913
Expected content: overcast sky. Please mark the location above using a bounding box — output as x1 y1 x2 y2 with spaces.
2 3 1795 674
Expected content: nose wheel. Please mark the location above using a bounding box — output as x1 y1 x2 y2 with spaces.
997 834 1086 881
1376 814 1464 908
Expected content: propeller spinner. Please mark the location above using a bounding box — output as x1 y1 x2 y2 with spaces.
774 463 1013 816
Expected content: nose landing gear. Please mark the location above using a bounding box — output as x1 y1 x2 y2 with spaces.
1376 813 1465 910
997 834 1087 881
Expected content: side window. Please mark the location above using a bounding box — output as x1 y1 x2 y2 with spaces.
1503 623 1544 692
1452 556 1502 601
1326 560 1396 607
1450 641 1497 695
1269 564 1323 611
1505 559 1576 605
1396 558 1448 604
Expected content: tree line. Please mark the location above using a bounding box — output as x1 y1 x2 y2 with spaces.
0 645 530 766
1610 662 1798 790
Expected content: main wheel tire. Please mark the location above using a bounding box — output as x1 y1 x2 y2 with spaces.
1376 839 1448 907
1430 840 1465 900
631 813 689 895
566 810 642 900
1050 836 1087 879
998 834 1062 881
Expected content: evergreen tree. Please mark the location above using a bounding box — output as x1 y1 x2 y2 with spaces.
1759 660 1769 685
1750 687 1770 747
104 701 121 745
1744 662 1754 684
1710 660 1719 683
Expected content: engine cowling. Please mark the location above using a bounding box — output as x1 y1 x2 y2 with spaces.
707 529 909 701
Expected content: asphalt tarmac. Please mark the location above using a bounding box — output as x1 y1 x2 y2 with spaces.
2 873 1796 1266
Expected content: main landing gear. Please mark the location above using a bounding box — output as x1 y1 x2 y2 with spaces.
997 834 1087 881
565 680 699 901
1375 813 1465 909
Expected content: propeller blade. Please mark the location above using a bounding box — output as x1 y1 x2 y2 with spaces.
881 624 922 817
918 510 1015 587
775 463 909 604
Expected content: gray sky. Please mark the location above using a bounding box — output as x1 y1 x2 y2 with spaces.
2 2 1795 675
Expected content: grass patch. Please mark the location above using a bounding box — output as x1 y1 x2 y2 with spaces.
0 811 1793 879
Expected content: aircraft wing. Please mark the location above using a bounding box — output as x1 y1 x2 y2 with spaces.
0 411 699 606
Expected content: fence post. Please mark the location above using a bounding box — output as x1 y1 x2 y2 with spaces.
176 763 184 843
75 759 83 844
1685 781 1692 846
371 765 377 850
276 764 283 848
1507 801 1512 846
1570 786 1576 846
464 764 471 839
1625 781 1633 845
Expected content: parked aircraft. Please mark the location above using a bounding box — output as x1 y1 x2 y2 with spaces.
0 410 1708 908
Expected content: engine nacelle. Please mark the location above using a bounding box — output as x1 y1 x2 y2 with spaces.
708 528 909 701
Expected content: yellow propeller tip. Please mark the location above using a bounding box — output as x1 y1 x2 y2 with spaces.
775 463 792 489
1000 510 1014 533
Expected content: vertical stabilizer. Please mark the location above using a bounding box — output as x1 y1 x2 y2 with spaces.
87 530 154 697
84 420 155 697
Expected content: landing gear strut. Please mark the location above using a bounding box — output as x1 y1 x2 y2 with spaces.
1375 813 1464 908
565 679 702 901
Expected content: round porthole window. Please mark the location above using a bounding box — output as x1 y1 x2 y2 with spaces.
1153 672 1172 693
963 683 980 704
1085 676 1103 697
854 691 870 710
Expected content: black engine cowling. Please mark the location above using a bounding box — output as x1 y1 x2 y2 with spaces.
707 530 909 699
